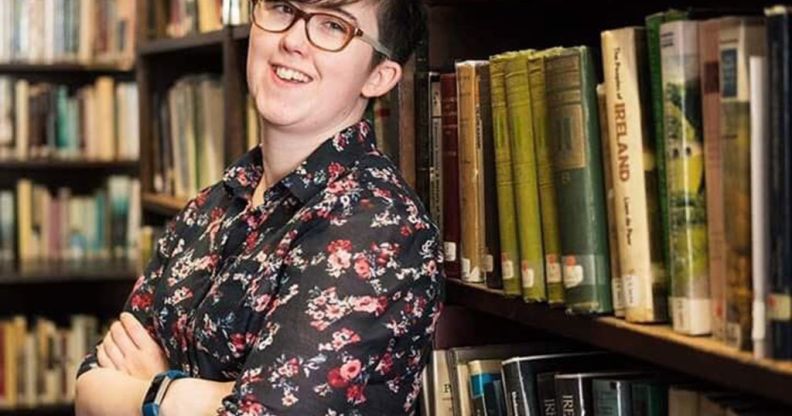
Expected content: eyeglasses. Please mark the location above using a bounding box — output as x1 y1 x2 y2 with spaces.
251 0 393 59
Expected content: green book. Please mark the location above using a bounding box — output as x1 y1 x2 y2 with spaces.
645 9 689 292
593 378 634 416
630 381 668 416
528 49 565 306
660 20 711 335
490 53 522 297
545 47 612 314
504 50 546 302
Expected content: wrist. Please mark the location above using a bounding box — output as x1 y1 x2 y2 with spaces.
142 370 188 416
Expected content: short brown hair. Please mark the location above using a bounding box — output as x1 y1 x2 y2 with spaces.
292 0 427 65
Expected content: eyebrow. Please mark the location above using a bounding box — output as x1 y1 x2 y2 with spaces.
316 4 360 25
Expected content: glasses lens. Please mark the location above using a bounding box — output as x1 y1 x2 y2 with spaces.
254 0 296 32
307 14 353 51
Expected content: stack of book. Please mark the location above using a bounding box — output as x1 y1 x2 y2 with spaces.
0 315 104 410
1 176 141 266
423 343 789 415
0 0 136 67
0 77 139 161
419 6 792 361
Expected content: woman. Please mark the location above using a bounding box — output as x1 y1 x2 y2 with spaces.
75 0 443 414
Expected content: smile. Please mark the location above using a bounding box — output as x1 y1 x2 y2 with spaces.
273 65 313 83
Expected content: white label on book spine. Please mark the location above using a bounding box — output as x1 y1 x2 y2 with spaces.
752 300 766 340
768 293 792 321
623 274 642 308
612 277 625 311
501 260 515 280
563 264 584 288
546 260 562 283
521 266 535 289
671 297 712 335
443 242 457 262
483 254 494 273
461 258 470 276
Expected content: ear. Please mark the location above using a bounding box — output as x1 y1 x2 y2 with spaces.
361 60 402 98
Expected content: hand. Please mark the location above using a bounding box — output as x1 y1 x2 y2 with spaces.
97 312 170 380
160 378 236 416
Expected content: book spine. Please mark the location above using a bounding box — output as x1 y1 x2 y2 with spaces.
630 382 668 416
554 376 588 416
489 55 522 296
592 379 631 416
546 47 612 314
528 50 564 306
429 75 444 243
699 17 727 342
720 17 766 351
505 51 546 302
537 373 558 416
457 62 487 284
478 64 502 289
645 10 689 300
660 20 712 335
602 27 668 323
415 46 432 213
501 360 529 416
440 74 461 279
765 6 792 359
750 55 770 359
597 84 625 317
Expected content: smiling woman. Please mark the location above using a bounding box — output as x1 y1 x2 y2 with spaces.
74 1 442 416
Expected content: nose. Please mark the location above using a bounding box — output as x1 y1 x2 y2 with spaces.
280 17 310 56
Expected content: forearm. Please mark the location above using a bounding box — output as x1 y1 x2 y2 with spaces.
75 368 149 416
160 378 236 416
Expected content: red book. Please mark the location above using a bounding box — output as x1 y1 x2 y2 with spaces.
440 74 460 279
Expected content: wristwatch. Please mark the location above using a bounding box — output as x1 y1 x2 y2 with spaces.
142 369 188 416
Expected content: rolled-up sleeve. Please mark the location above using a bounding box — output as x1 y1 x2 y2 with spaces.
218 197 444 415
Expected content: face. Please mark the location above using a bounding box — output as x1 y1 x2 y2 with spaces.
247 0 400 136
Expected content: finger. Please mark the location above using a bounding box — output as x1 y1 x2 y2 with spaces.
120 312 158 350
96 343 116 370
102 332 127 373
110 321 138 356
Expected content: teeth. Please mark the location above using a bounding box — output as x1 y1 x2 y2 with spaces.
275 66 310 83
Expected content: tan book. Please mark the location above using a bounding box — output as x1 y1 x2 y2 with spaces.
699 17 727 341
597 84 624 317
16 180 33 261
95 77 116 161
198 0 223 33
601 27 668 323
456 61 489 283
14 80 29 160
78 0 96 64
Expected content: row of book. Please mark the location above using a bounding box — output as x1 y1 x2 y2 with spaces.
0 77 139 161
421 343 790 416
146 0 224 39
0 0 136 67
0 315 103 409
419 6 792 359
152 75 224 199
0 176 141 264
221 0 252 26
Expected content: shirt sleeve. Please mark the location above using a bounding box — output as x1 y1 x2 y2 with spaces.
218 196 444 415
76 204 184 378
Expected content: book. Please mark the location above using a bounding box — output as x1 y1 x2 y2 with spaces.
766 5 792 360
479 64 502 289
468 359 506 416
592 378 633 416
699 17 728 342
749 55 770 359
528 49 565 306
630 380 668 415
546 47 612 314
429 74 444 237
668 386 700 416
660 20 712 335
554 372 639 416
601 26 668 323
0 191 13 264
489 53 521 297
597 84 625 317
431 349 454 416
457 61 489 284
537 372 558 416
719 16 766 350
441 73 461 279
504 50 546 302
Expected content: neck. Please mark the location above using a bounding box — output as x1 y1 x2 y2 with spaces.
257 102 368 191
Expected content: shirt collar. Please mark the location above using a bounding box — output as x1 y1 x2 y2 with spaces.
222 119 377 203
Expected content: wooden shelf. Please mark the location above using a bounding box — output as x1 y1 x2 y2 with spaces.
0 404 73 416
138 31 225 56
0 63 133 74
0 259 138 284
142 192 188 217
445 278 792 406
0 158 139 173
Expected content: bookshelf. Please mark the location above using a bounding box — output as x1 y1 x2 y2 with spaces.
128 0 792 413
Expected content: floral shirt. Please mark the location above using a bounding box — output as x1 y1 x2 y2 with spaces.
78 120 445 415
